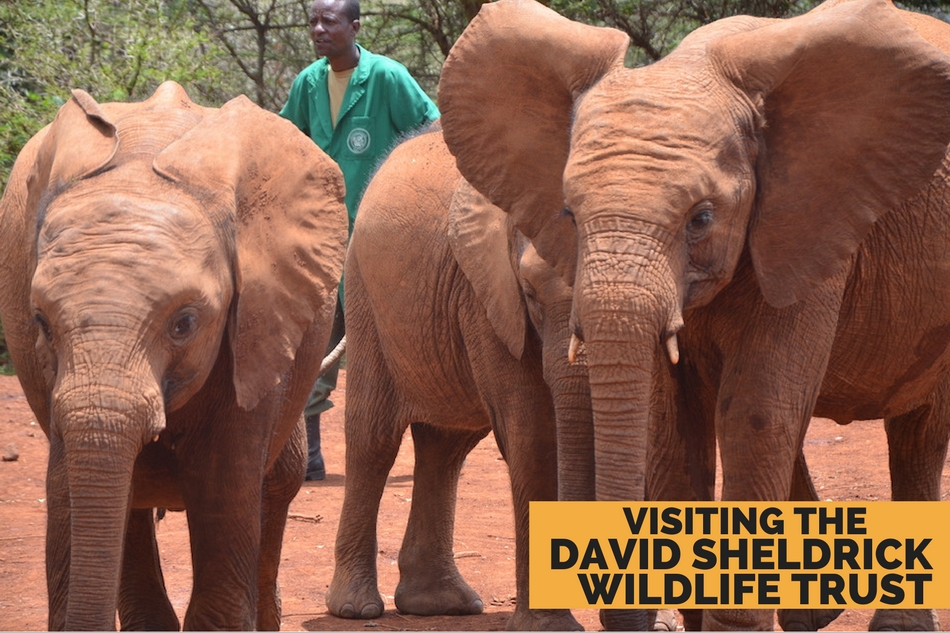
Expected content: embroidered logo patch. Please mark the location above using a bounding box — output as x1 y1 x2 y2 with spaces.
347 128 371 154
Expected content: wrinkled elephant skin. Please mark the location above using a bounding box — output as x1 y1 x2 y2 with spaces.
0 82 348 630
325 129 588 631
440 0 950 630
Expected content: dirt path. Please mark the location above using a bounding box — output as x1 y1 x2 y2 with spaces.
1 373 947 631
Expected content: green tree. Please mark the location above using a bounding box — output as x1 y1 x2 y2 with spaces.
185 0 470 107
189 0 315 111
348 0 826 92
548 0 819 66
899 0 950 14
1 0 234 186
357 0 485 96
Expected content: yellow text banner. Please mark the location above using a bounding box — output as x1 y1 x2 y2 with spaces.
529 502 950 609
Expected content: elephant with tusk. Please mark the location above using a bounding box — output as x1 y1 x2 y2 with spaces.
440 0 950 629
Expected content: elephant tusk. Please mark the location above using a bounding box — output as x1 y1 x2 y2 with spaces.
152 435 160 443
568 333 583 364
665 333 680 365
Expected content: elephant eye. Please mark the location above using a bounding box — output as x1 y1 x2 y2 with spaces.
33 312 53 343
522 279 538 301
168 311 198 343
687 206 714 238
561 206 576 225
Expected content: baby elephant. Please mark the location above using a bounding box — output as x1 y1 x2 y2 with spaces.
0 82 348 630
325 128 588 631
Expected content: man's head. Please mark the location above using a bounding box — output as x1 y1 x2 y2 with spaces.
308 0 361 69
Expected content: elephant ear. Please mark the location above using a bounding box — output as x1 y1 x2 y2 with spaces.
26 89 118 212
0 126 54 428
1 91 120 423
439 0 628 280
154 95 348 410
448 179 527 360
710 0 950 308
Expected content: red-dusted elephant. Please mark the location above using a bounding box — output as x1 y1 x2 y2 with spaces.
0 81 347 630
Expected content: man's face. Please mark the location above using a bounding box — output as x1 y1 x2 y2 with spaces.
309 0 359 59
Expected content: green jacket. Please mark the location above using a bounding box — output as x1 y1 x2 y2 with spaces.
280 45 440 230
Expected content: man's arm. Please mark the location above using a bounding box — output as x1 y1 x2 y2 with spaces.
386 66 440 134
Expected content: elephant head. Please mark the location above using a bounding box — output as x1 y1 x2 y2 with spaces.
0 81 347 629
439 0 950 505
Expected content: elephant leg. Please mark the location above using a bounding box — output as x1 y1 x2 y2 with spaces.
489 389 582 631
646 356 717 633
778 606 843 632
652 608 679 631
179 413 272 630
325 370 404 620
647 356 718 504
393 422 488 617
885 391 950 503
714 414 814 633
865 384 950 632
256 421 306 631
706 278 845 632
869 608 941 631
598 609 652 631
788 451 820 502
117 509 179 631
46 436 71 631
778 454 844 631
679 609 704 631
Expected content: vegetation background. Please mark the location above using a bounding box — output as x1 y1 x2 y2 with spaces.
2 0 949 374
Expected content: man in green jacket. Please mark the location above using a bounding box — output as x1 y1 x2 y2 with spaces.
280 0 439 481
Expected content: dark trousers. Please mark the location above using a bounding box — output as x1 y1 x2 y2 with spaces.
305 301 346 418
304 302 344 477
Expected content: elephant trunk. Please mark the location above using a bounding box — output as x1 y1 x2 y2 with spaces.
577 260 676 633
584 313 659 502
543 297 596 501
575 238 682 503
54 378 164 630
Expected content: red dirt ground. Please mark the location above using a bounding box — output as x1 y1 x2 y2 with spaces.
1 371 948 631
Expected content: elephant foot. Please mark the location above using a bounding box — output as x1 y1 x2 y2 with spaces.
117 580 180 631
599 608 651 630
325 575 385 620
778 607 843 631
869 608 940 631
393 572 483 616
702 608 774 631
117 610 180 632
679 608 703 631
653 609 679 631
256 593 281 632
505 607 582 631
